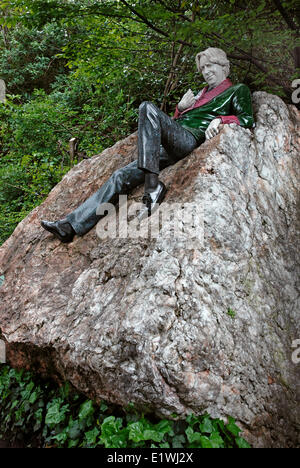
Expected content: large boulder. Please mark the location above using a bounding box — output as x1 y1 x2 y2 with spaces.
0 92 299 448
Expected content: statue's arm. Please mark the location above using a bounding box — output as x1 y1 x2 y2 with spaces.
173 89 196 119
206 85 254 139
230 84 254 128
178 89 196 112
215 85 254 128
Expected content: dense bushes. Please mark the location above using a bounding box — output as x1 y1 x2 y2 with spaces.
0 22 67 95
0 365 251 448
0 75 139 245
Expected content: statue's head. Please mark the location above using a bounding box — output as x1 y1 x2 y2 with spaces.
196 47 230 89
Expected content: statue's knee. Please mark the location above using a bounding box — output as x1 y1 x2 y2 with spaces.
139 101 156 114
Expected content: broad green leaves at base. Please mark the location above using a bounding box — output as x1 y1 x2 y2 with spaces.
0 364 251 448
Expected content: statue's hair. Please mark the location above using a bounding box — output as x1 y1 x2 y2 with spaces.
196 47 230 77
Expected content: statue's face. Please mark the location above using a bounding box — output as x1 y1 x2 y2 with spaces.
199 56 226 89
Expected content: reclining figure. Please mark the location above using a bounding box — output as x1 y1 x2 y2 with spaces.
41 47 254 243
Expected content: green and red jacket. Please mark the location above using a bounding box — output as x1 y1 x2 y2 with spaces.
174 78 254 142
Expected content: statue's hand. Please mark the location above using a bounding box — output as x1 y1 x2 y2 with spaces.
178 89 196 112
205 118 222 140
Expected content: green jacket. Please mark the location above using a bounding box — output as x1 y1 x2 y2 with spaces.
176 83 254 142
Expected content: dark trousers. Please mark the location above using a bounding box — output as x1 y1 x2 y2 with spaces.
67 102 198 235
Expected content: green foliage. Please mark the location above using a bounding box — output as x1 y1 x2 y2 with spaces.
4 0 297 97
227 308 236 318
0 364 251 448
0 21 68 95
0 89 69 243
0 77 138 245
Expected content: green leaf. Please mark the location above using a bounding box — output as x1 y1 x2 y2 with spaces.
33 408 43 432
84 427 100 445
185 426 194 443
172 434 186 448
235 436 251 448
52 427 69 445
209 431 225 448
45 401 69 426
200 436 213 448
68 419 82 440
99 401 108 413
68 438 79 448
109 430 128 448
128 421 146 442
101 416 122 435
159 442 170 448
227 307 236 318
143 429 164 443
186 413 200 427
226 417 241 436
29 391 38 404
100 416 125 448
199 415 214 434
185 426 202 444
154 419 173 434
78 400 94 421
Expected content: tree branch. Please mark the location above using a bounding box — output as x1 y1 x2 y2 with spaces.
272 0 299 32
119 0 170 39
119 0 194 47
228 53 291 95
154 0 193 23
161 42 184 111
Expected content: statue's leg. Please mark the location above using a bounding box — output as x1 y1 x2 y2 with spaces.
137 101 198 216
66 160 145 236
67 103 197 234
138 101 198 177
41 103 198 240
41 146 178 241
65 142 181 235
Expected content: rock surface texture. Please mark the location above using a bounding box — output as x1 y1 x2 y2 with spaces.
0 92 299 448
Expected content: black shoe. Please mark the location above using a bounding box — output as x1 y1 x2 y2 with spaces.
41 219 75 243
138 181 167 220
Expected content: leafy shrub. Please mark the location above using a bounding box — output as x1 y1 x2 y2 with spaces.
0 364 251 448
0 73 139 246
0 22 68 95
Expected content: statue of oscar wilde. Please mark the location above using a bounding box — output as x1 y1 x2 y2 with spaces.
41 47 254 243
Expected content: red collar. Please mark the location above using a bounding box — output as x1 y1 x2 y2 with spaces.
180 78 233 115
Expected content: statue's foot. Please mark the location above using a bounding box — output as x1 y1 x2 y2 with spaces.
41 219 75 243
138 181 167 221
